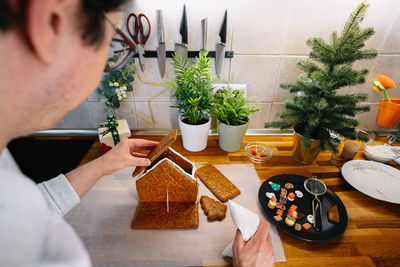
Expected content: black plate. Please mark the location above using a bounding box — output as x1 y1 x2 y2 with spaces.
258 174 348 242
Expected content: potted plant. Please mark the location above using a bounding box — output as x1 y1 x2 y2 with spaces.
373 75 400 127
211 86 259 152
169 50 214 152
265 2 378 164
97 56 137 152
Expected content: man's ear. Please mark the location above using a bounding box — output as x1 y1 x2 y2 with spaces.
25 0 65 64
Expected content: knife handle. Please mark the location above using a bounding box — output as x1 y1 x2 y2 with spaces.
201 18 207 50
180 5 188 44
219 9 227 44
156 10 165 43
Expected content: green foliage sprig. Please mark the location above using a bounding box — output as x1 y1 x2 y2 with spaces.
265 1 378 153
168 50 214 125
97 55 137 115
211 86 259 126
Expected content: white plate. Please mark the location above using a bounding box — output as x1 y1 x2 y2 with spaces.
342 160 400 204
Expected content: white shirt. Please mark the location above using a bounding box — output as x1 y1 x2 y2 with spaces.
0 148 90 266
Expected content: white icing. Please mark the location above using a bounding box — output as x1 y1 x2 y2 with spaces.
307 214 314 224
295 190 303 198
137 148 196 181
266 192 275 199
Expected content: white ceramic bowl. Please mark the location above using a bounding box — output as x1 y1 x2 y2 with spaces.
245 143 272 164
363 141 396 163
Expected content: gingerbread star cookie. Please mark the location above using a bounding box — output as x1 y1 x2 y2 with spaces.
200 195 227 221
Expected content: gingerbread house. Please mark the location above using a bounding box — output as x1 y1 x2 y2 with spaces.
131 129 199 229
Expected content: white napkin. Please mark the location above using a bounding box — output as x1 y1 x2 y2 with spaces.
222 200 260 257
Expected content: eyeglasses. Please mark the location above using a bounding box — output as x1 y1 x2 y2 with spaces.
102 12 137 72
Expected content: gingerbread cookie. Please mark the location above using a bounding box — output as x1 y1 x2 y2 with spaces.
196 165 240 202
200 195 227 220
294 223 302 231
274 215 283 222
132 129 178 177
279 188 288 204
276 202 286 210
285 183 294 189
268 195 277 209
328 205 340 223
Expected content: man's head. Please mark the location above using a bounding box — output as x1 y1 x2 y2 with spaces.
0 0 127 144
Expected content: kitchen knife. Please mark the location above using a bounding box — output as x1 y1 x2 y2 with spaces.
175 5 188 61
215 10 227 77
201 18 207 51
156 9 166 78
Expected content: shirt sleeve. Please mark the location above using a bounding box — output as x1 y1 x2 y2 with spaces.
37 174 80 216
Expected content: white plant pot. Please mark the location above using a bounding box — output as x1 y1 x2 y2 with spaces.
218 121 249 152
179 115 211 152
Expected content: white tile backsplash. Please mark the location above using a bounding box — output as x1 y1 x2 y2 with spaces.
248 103 272 129
273 56 307 102
55 1 400 131
135 101 179 129
89 102 138 129
229 55 280 102
54 102 93 129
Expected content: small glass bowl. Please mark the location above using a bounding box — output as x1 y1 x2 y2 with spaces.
245 143 273 164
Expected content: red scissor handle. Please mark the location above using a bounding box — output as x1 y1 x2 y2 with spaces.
126 13 139 44
138 13 151 46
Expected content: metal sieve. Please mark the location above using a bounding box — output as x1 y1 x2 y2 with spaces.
304 176 327 232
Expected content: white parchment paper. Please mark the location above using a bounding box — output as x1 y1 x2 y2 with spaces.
65 164 286 266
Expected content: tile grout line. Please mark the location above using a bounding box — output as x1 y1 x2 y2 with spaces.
268 0 296 123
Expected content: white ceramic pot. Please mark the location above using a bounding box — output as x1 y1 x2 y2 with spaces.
218 121 249 152
179 115 211 152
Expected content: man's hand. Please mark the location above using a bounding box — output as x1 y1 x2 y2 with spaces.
100 138 158 176
65 138 158 197
232 219 274 267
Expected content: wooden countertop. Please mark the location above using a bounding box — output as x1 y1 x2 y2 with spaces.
79 135 400 267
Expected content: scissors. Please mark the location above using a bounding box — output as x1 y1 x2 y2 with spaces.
126 13 151 72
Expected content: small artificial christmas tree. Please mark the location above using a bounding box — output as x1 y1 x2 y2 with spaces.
265 1 378 153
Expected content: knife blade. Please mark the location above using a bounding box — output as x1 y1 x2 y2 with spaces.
201 18 207 51
175 5 188 61
215 10 227 77
156 9 166 78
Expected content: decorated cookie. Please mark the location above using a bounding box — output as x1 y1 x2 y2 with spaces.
279 188 288 204
285 205 298 227
288 205 298 220
268 195 277 209
294 223 302 231
269 182 281 191
274 215 283 222
307 214 314 224
287 192 295 201
276 209 283 216
302 222 312 230
285 183 294 189
276 202 286 210
266 192 275 199
285 216 295 226
295 190 303 198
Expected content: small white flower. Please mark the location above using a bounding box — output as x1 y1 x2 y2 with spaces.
121 85 127 91
109 82 113 86
118 96 122 101
114 82 119 87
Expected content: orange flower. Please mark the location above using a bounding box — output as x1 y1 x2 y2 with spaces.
373 75 396 102
378 75 396 89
